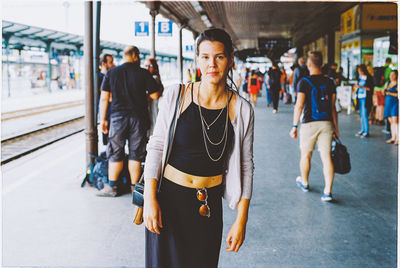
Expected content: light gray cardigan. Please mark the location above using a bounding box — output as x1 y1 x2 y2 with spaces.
143 84 254 210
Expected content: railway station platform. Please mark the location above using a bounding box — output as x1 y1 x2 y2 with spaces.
2 95 397 268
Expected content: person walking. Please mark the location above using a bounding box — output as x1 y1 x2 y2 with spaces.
383 70 398 144
292 57 309 103
144 58 164 135
267 62 282 113
98 46 160 197
290 51 339 202
248 70 261 107
264 67 273 107
355 64 374 138
143 28 254 268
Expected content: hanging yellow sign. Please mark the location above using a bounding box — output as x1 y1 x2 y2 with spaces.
362 3 397 30
341 5 361 35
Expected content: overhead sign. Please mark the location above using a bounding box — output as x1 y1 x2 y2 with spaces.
340 5 360 35
258 38 292 50
158 21 173 37
135 21 149 36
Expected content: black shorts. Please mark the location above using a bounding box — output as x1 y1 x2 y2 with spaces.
107 115 148 162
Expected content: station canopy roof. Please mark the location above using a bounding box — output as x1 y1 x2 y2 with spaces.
2 20 128 55
142 1 357 60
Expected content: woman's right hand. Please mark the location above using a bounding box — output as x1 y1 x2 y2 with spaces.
143 197 163 234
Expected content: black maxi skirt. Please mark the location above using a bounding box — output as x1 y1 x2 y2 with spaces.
145 178 223 268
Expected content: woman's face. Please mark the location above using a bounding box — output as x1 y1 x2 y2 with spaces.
144 60 154 74
390 71 397 82
197 40 233 85
358 67 363 75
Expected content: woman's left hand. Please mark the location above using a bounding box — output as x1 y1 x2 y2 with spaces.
225 220 246 252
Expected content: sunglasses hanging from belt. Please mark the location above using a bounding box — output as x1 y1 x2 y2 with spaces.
197 188 210 218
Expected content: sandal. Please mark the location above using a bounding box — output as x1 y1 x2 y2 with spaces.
386 139 395 144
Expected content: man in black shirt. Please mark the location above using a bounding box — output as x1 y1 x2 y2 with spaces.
98 46 160 196
98 53 114 145
292 57 309 102
290 51 339 202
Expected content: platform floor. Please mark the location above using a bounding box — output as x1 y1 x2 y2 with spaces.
2 95 397 267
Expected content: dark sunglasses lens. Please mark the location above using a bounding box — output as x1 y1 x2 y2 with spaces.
197 189 207 201
199 204 210 217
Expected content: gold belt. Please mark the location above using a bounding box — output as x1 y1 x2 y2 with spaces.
163 164 223 189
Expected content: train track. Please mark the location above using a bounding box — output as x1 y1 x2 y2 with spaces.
1 116 85 165
1 100 84 121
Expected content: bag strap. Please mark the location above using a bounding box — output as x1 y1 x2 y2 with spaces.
302 77 315 89
156 83 185 192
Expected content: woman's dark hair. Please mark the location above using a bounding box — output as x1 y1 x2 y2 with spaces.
195 28 233 56
145 58 160 76
358 64 370 76
195 28 238 91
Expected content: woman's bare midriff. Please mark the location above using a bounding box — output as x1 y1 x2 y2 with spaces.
163 164 223 189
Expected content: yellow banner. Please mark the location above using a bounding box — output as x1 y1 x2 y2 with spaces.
362 3 397 30
341 5 361 35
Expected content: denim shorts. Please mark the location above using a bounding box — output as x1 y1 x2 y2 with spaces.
107 115 148 162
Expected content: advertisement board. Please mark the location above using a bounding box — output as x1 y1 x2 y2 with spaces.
340 5 360 35
362 3 397 31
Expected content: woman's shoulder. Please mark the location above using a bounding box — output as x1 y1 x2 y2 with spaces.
163 83 188 99
231 90 253 116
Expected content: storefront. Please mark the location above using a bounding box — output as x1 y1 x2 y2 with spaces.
340 3 397 80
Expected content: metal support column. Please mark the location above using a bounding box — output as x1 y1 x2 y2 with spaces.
93 1 101 128
192 31 198 78
178 25 183 83
4 34 11 97
84 1 98 166
150 10 157 58
149 2 160 58
45 40 53 93
327 30 335 64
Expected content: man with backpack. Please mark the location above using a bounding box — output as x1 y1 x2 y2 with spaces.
290 51 339 202
292 57 310 103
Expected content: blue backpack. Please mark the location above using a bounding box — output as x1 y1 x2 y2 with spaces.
81 152 131 194
302 77 330 120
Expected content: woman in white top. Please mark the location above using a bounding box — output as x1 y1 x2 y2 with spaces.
143 28 254 268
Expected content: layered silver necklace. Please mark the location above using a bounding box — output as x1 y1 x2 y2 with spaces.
197 82 230 162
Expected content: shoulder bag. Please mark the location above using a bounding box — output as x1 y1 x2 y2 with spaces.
132 84 185 225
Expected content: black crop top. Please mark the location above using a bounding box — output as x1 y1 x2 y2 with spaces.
168 85 234 177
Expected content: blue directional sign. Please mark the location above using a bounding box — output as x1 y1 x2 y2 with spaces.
135 21 149 36
158 21 173 37
185 45 194 52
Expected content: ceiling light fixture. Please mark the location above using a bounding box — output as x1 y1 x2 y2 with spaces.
200 14 212 28
190 1 204 13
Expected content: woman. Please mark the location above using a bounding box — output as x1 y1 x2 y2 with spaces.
143 28 254 268
248 70 261 107
144 58 164 135
242 67 250 101
383 70 398 144
355 64 374 138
